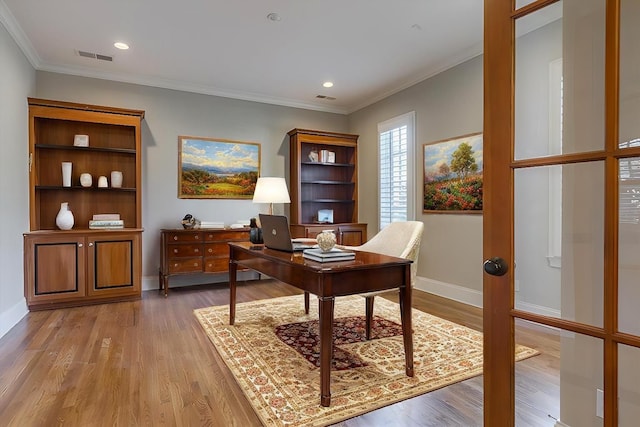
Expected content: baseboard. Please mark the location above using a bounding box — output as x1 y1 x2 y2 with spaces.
0 298 28 340
554 420 570 427
142 271 259 292
514 300 561 318
415 276 483 308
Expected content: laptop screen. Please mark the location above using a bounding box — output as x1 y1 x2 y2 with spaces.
259 214 315 252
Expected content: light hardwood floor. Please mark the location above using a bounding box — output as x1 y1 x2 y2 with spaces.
0 280 559 426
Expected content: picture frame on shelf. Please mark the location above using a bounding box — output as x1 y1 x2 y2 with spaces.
178 136 261 199
423 132 483 213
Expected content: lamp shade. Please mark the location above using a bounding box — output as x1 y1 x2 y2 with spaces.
252 177 290 214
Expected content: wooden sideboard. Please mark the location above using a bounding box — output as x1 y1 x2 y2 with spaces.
159 228 250 296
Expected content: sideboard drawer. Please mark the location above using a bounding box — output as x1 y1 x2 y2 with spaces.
203 257 229 273
204 230 246 241
204 242 229 257
168 257 202 273
168 243 203 257
167 232 203 242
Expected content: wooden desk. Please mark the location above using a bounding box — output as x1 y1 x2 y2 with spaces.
228 242 413 407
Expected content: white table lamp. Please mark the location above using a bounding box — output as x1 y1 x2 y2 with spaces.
252 177 291 215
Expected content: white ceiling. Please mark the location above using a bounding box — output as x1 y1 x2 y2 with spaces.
0 0 484 114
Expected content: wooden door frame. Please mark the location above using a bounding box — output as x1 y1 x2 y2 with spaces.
483 0 640 425
483 0 516 424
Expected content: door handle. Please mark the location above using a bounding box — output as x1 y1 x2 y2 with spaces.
483 257 508 276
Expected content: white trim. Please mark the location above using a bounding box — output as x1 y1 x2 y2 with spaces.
0 298 28 340
142 270 259 292
377 111 416 227
415 276 483 308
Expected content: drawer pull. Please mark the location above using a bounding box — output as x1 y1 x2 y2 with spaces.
173 236 178 241
174 249 178 253
193 262 198 266
208 248 213 253
194 248 199 253
174 263 178 267
195 235 199 239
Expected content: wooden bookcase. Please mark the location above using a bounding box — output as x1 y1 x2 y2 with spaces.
288 128 367 244
23 98 145 310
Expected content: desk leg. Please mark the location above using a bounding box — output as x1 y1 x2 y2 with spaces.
229 260 237 325
304 292 309 314
399 273 414 377
318 295 335 407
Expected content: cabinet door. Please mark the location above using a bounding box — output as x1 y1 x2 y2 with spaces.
86 232 141 297
24 234 86 306
337 225 366 246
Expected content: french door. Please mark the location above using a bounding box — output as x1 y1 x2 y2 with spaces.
484 0 640 425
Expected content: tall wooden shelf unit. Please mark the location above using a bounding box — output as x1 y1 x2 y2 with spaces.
24 98 145 310
288 128 367 245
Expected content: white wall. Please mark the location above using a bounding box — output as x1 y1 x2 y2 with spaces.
35 72 349 289
0 21 35 337
349 56 485 306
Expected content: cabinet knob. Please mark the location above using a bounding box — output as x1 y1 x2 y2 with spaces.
174 249 178 253
78 243 83 248
193 262 198 266
208 248 213 253
174 263 178 267
173 236 178 241
195 235 199 240
194 248 199 253
89 242 94 247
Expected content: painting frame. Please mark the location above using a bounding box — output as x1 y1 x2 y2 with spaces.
423 132 483 213
178 135 261 199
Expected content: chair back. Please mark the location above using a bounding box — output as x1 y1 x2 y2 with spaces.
358 221 424 285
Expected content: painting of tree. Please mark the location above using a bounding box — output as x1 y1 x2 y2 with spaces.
423 133 483 212
178 136 261 199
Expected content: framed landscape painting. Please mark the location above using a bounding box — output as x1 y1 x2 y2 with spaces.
423 132 483 213
178 136 261 199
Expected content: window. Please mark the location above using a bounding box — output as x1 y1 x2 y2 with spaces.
378 112 415 229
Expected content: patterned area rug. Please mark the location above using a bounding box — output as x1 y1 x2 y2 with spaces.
194 295 538 427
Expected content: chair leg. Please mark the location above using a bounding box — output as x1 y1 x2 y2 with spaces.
304 291 310 314
365 296 375 340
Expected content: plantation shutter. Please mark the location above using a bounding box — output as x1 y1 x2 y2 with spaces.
378 112 415 230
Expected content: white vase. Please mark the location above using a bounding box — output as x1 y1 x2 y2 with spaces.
55 202 74 230
111 171 123 188
80 173 92 187
61 162 72 187
316 230 337 252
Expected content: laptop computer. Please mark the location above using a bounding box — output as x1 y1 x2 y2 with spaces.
259 214 317 252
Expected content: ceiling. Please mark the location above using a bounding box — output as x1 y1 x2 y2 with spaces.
0 0 484 114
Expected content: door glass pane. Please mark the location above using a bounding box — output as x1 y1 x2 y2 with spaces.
515 0 606 160
516 0 539 9
619 0 640 147
619 344 640 423
515 319 602 426
514 162 604 327
618 157 640 335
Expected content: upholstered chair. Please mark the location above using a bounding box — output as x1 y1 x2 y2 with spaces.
305 221 424 340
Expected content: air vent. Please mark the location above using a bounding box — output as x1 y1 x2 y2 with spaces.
316 95 336 100
77 50 113 62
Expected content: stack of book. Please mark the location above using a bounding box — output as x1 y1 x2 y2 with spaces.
199 221 225 229
89 214 123 229
302 247 355 263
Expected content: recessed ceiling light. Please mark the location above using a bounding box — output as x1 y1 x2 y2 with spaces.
114 42 129 50
323 81 334 88
267 12 281 22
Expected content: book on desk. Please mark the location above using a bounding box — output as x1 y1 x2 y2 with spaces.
302 247 355 262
